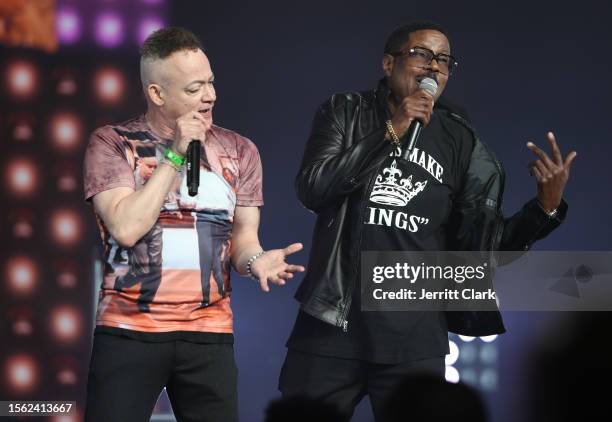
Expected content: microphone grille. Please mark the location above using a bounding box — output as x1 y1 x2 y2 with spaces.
419 77 438 97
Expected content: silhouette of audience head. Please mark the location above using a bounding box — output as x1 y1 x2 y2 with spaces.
529 312 612 422
264 395 348 422
385 374 488 422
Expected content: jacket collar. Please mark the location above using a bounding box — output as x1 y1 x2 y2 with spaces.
375 78 392 120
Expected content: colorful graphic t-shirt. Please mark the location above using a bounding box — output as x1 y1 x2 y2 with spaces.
83 115 263 338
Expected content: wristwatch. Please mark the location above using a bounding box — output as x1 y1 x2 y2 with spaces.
539 202 558 219
546 208 558 218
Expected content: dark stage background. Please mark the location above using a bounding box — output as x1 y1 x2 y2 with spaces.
1 0 611 421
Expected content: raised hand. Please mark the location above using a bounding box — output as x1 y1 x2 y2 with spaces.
527 131 577 212
389 89 435 137
171 111 210 156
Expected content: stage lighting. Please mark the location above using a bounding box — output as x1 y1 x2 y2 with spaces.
10 208 35 239
94 67 124 104
58 273 77 288
13 318 33 336
5 354 38 393
138 17 164 44
13 121 33 141
460 368 477 385
479 344 498 364
5 256 38 295
458 335 475 342
57 76 77 96
56 8 81 45
53 162 79 192
50 306 81 342
479 369 498 391
57 174 77 192
5 158 38 196
445 340 459 366
8 113 35 142
14 220 33 238
6 61 37 99
459 343 477 364
480 334 498 343
54 356 79 387
95 12 124 48
55 261 78 288
57 368 77 385
9 307 34 337
50 209 81 246
50 113 82 151
51 414 78 422
445 366 460 384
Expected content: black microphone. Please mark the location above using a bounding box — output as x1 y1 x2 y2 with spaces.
401 77 438 160
186 139 200 196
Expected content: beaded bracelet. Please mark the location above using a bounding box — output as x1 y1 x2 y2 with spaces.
246 251 266 281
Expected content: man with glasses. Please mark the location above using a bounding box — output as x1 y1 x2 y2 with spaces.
280 21 575 420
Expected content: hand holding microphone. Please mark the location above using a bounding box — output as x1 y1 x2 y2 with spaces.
387 77 438 157
186 139 200 196
171 111 210 196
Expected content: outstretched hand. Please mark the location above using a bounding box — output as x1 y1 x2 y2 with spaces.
527 131 576 212
251 243 305 292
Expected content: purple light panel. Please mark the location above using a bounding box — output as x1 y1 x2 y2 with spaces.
94 12 124 48
56 8 81 44
138 16 164 45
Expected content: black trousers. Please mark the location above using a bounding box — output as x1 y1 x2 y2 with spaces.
279 349 445 421
85 333 238 422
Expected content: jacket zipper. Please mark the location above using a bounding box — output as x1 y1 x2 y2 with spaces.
340 96 390 332
340 155 387 332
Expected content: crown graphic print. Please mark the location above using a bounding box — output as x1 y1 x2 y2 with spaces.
369 160 428 206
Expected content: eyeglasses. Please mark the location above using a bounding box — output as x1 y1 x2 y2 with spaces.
390 46 459 75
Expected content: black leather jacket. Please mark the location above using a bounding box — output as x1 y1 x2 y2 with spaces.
294 80 567 336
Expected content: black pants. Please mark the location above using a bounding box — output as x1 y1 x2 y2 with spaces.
279 349 445 421
85 333 238 422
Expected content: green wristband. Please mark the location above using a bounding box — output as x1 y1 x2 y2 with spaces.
164 148 185 166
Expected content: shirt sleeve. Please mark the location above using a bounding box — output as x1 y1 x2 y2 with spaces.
83 126 135 202
235 137 264 207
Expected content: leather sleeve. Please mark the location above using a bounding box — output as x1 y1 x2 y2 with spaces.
448 137 504 251
449 136 568 259
499 197 568 251
295 95 390 213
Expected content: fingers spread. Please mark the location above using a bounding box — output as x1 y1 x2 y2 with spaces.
285 264 306 273
546 131 563 165
528 161 536 176
534 160 551 180
564 151 577 169
277 271 293 280
259 278 270 293
532 165 544 182
527 141 555 169
283 243 303 256
268 275 285 285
